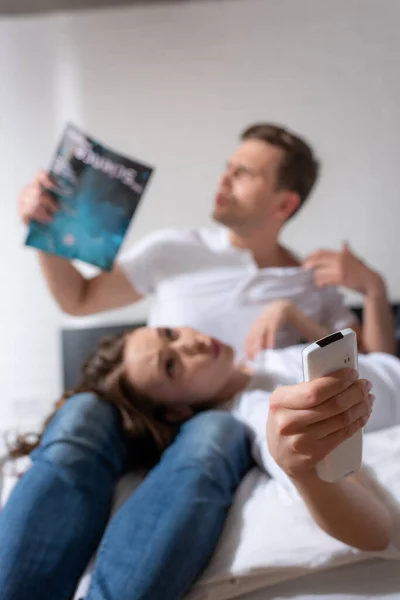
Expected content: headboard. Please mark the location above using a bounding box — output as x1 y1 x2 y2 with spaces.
61 304 400 391
61 322 145 390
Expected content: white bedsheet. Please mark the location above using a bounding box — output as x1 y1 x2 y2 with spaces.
235 558 400 600
2 426 400 600
184 425 400 600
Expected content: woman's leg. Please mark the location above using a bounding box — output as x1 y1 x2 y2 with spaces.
86 411 251 600
0 393 126 600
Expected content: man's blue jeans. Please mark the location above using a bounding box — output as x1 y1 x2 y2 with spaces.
0 393 251 600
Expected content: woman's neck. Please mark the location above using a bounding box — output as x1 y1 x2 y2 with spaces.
216 364 254 405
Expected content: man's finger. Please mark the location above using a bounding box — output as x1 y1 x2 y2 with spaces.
304 250 335 269
305 249 331 261
35 169 54 188
33 206 54 223
314 268 338 287
39 193 59 215
342 240 352 254
305 258 335 271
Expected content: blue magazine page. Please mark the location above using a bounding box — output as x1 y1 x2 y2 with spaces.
25 123 154 271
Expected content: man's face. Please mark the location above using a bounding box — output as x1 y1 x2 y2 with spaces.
212 139 291 230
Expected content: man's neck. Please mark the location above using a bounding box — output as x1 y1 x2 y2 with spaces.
228 228 300 269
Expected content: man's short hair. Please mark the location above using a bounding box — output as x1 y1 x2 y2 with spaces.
241 123 320 216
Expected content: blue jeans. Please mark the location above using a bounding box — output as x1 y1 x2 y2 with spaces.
0 393 251 600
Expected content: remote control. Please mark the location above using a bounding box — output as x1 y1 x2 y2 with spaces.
302 328 363 482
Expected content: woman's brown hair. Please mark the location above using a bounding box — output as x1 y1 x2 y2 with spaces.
5 330 179 470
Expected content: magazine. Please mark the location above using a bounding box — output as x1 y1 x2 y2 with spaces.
25 123 154 271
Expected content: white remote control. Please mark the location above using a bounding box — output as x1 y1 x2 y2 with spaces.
302 328 362 483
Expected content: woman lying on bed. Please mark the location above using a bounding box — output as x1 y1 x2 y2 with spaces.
5 307 398 557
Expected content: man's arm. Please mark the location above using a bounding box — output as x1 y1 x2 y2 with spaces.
304 242 396 354
19 170 143 316
39 253 142 316
359 271 396 355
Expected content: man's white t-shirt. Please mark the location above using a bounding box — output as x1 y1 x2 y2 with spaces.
119 227 356 357
231 346 400 488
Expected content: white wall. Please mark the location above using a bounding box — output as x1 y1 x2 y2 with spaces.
1 0 400 427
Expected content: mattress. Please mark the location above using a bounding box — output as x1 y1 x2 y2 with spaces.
237 558 399 600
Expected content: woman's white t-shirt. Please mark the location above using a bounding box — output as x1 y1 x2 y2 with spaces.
230 346 400 487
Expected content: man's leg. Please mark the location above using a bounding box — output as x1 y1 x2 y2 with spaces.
87 411 251 600
0 393 126 600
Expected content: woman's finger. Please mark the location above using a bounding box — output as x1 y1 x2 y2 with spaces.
310 391 371 439
270 370 359 412
287 379 371 429
266 324 278 348
252 332 263 356
244 340 253 360
256 328 267 350
245 341 252 360
245 331 258 360
317 413 370 458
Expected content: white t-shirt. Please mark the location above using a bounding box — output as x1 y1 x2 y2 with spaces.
231 346 400 487
119 227 356 357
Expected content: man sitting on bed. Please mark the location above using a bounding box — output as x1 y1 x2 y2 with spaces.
11 122 394 600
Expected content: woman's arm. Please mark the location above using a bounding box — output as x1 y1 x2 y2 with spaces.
290 470 392 551
245 300 332 359
287 303 330 343
267 373 393 552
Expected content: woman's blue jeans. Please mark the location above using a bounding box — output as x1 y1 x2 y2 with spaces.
0 393 251 599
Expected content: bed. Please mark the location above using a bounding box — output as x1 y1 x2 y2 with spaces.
61 305 400 390
2 310 400 599
61 312 400 600
236 559 400 599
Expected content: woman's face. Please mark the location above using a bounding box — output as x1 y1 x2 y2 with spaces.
123 326 235 408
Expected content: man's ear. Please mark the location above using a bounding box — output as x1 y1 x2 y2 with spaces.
164 405 194 423
276 191 300 221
